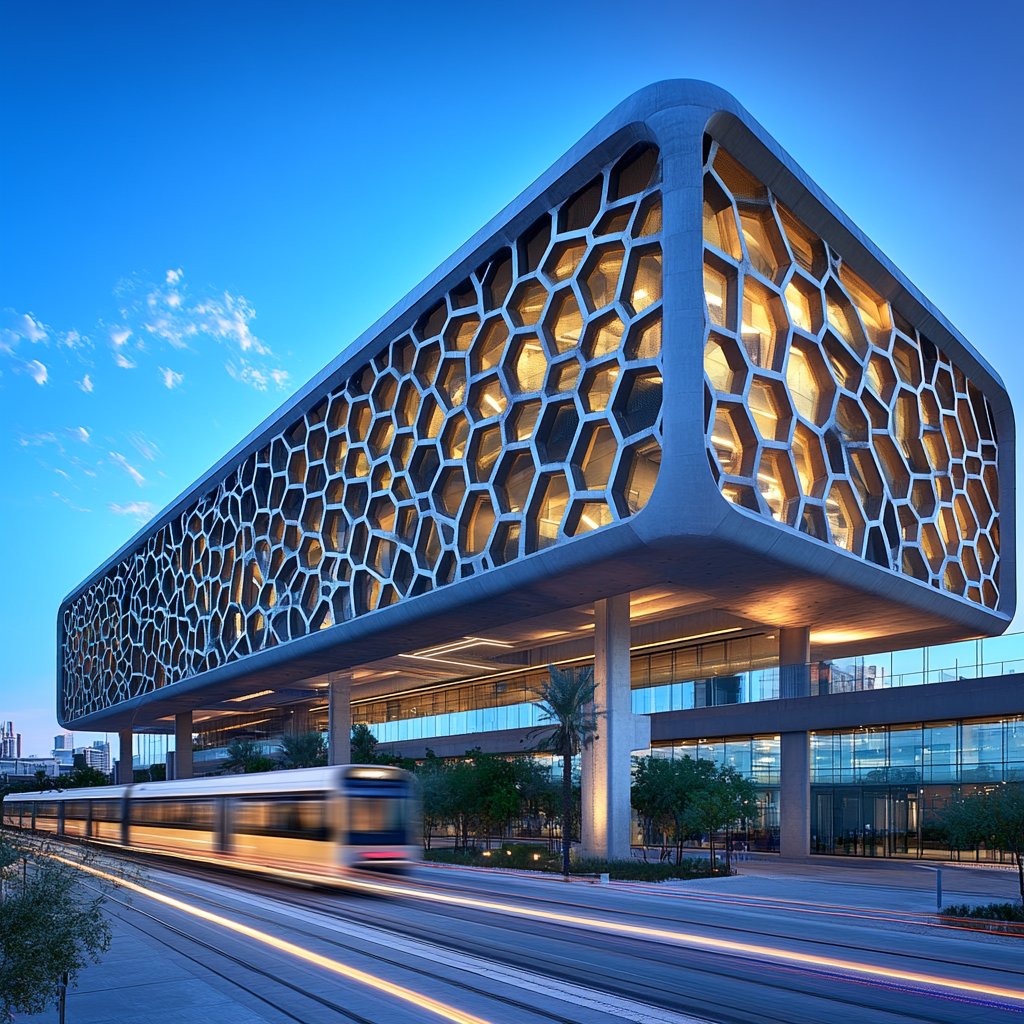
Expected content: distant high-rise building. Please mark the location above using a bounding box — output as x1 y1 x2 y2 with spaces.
0 722 20 759
52 732 75 765
74 740 111 774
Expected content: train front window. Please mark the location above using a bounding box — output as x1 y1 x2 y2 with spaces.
347 798 406 845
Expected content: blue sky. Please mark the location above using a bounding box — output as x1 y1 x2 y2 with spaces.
2 0 1021 757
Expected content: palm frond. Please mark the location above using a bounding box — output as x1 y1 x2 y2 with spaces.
527 665 598 756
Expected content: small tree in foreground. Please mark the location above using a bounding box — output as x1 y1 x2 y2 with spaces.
530 665 597 874
0 830 113 1019
350 723 379 764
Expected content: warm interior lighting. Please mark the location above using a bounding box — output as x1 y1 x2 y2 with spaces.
226 690 274 703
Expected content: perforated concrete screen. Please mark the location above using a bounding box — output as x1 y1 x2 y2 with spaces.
58 82 1013 729
702 141 1000 608
61 145 664 721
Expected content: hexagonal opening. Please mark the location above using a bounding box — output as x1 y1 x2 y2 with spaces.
633 192 662 238
537 402 579 464
748 376 792 442
549 357 581 394
468 376 507 421
710 403 756 478
547 288 584 353
368 417 395 460
825 480 865 553
786 339 835 426
890 337 922 389
509 280 548 327
873 435 911 500
467 425 502 483
822 331 862 392
574 421 617 490
490 521 521 566
417 395 444 439
409 442 440 492
626 247 662 315
957 396 980 453
582 311 624 361
615 368 662 437
287 449 308 487
626 311 661 361
848 449 884 520
438 358 467 409
508 399 541 440
704 333 746 395
323 510 348 552
776 203 828 280
703 254 736 331
440 412 470 461
507 335 548 394
496 451 535 513
792 423 828 499
739 206 788 283
835 394 868 444
307 426 327 463
612 143 658 200
613 437 661 516
442 314 480 354
544 241 588 285
471 316 509 374
740 278 787 371
722 483 759 512
595 204 633 236
839 265 891 348
568 500 614 536
327 394 349 432
527 471 570 551
435 465 467 518
560 177 603 232
824 279 868 359
390 335 416 375
581 362 620 413
343 481 368 519
582 243 625 313
757 448 799 525
703 174 742 260
395 381 421 428
713 146 766 202
414 341 441 389
943 561 967 597
459 493 496 557
482 249 513 310
784 277 823 335
368 494 396 533
967 476 993 530
370 374 398 415
301 495 324 533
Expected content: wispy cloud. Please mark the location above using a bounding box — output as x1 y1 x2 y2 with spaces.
158 366 183 389
13 358 49 385
66 427 90 443
53 491 91 513
108 451 145 487
128 433 160 461
77 374 94 392
108 500 157 522
114 352 136 369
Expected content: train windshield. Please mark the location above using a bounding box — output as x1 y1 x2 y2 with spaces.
343 776 408 845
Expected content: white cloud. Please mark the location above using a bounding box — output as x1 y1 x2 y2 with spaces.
166 269 182 285
108 500 157 522
15 358 48 385
108 325 132 348
128 434 160 461
114 352 136 369
158 366 184 389
77 374 94 392
67 427 90 443
108 451 145 487
53 491 91 513
17 313 48 344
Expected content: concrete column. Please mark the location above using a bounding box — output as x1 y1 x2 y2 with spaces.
779 730 810 859
174 712 193 780
328 674 352 766
779 626 811 699
117 729 133 785
582 594 633 861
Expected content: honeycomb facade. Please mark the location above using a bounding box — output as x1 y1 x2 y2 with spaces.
61 144 665 721
702 140 1000 609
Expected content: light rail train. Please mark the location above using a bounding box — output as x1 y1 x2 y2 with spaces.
2 765 420 876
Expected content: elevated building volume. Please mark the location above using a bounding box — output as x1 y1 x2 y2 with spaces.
55 81 1017 860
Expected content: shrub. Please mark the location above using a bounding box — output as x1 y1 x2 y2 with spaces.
941 902 1024 922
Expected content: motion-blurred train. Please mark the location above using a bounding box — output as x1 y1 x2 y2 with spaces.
2 765 420 876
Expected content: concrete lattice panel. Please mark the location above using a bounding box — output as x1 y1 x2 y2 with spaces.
701 141 1000 608
61 147 665 721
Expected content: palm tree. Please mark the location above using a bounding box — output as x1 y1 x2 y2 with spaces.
530 665 597 874
279 730 327 769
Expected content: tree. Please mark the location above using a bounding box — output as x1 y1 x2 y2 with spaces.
685 763 758 873
989 784 1024 904
222 738 275 773
416 751 452 849
942 792 991 859
473 753 520 850
279 730 328 769
62 765 112 790
0 830 112 1018
530 665 597 874
351 723 379 764
632 755 690 861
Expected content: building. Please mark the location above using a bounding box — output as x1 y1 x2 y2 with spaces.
1 722 22 760
52 732 75 766
55 81 1019 860
1 757 60 779
75 740 111 774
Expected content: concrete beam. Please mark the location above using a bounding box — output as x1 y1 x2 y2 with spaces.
651 673 1024 741
117 729 133 785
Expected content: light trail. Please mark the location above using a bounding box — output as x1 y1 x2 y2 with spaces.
56 845 1024 1006
56 857 493 1024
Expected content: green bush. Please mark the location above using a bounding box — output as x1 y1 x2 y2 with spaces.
941 902 1024 922
423 844 729 880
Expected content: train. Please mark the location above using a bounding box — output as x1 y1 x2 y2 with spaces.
2 764 421 877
